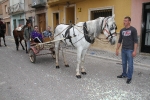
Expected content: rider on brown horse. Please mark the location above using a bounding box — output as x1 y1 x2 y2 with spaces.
0 18 7 47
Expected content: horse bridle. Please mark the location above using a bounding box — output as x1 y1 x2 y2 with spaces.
101 17 117 39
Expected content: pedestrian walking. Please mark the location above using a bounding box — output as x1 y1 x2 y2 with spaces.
23 21 34 53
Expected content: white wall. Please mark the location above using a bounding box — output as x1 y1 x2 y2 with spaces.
10 0 24 6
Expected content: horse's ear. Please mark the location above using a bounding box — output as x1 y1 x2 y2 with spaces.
26 19 28 21
112 14 115 18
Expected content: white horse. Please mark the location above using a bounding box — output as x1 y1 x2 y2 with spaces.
54 15 117 78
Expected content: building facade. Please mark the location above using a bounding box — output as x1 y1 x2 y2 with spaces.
131 0 150 53
0 0 3 19
47 0 131 52
30 0 48 32
48 0 150 54
1 0 11 36
8 0 25 36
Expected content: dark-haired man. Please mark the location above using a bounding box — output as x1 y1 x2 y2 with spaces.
116 16 138 84
23 22 34 53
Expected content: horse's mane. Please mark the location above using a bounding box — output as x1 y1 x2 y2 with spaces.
86 17 104 37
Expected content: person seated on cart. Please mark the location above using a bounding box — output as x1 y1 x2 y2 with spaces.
42 26 52 37
42 26 54 42
31 25 43 43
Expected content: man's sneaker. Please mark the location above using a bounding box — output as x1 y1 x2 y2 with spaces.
126 79 132 84
117 75 126 78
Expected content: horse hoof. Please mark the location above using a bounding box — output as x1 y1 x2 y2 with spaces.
76 75 81 78
26 51 28 54
5 45 7 46
81 72 87 75
56 66 60 69
65 65 69 67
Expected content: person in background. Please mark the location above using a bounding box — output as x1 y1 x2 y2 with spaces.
116 16 138 84
42 26 52 37
31 25 43 43
23 21 34 53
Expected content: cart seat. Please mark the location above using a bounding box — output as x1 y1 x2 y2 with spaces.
43 37 54 42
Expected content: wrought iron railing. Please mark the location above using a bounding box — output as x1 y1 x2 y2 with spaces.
32 0 47 8
8 3 24 15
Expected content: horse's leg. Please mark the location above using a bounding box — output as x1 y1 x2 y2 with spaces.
62 47 69 67
3 36 7 46
15 38 19 50
76 47 82 78
19 39 25 50
0 37 1 46
55 41 60 69
81 49 87 75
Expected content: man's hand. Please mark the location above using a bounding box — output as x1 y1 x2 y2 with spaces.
132 51 137 57
116 49 119 56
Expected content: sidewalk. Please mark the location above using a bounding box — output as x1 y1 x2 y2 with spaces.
66 47 150 67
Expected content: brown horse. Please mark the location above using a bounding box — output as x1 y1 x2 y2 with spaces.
13 19 30 53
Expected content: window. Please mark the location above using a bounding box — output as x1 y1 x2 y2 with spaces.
91 9 112 20
5 5 8 13
89 6 114 20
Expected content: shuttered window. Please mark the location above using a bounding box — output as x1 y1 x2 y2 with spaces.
91 9 112 20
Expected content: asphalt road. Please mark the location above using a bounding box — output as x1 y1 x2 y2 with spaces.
0 36 150 100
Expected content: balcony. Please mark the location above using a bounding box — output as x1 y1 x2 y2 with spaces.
32 0 47 8
8 3 24 15
48 0 84 7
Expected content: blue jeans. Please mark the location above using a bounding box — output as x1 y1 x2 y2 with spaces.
26 40 30 51
121 49 134 79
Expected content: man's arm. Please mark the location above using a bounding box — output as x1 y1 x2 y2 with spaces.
132 28 138 57
116 31 122 56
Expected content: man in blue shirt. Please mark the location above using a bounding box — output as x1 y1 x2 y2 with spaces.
43 26 52 37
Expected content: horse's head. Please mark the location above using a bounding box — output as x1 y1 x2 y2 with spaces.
26 19 32 27
102 15 117 45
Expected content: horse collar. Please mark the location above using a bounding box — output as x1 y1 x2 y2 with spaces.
83 22 95 44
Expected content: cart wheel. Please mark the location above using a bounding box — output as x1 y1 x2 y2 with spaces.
51 50 56 59
29 49 36 63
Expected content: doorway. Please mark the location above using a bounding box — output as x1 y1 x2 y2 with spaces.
13 19 16 29
7 22 11 36
38 13 46 32
53 12 59 29
141 3 150 53
65 6 75 24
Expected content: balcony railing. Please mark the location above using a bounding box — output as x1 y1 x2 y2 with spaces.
32 0 47 8
8 3 24 15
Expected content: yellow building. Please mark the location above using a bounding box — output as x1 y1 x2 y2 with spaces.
47 0 131 52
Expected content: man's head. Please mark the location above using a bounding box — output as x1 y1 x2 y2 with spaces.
47 26 51 31
124 16 131 28
34 25 39 32
27 22 32 27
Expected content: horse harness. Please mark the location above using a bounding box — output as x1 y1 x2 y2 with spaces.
62 24 76 47
101 17 117 39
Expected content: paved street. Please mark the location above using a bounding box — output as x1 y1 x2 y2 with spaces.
0 36 150 100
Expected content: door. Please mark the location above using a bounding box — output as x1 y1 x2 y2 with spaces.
53 12 59 29
13 19 16 29
38 13 46 33
65 6 75 24
7 22 11 36
141 3 150 53
18 19 24 26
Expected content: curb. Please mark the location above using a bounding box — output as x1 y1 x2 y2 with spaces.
66 49 150 68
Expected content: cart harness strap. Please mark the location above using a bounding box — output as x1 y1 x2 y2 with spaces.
63 24 76 47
